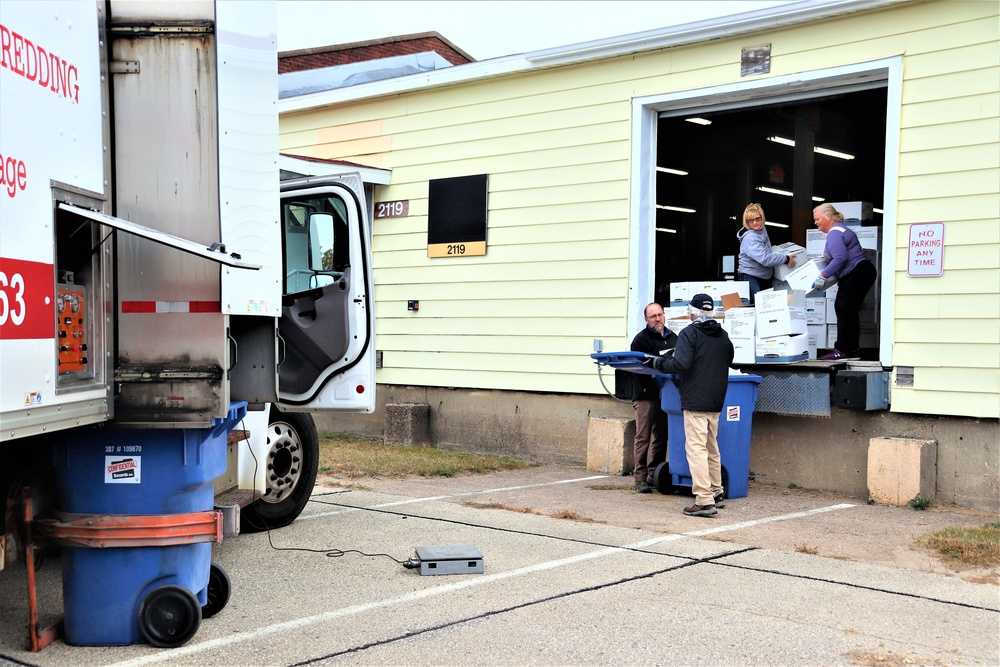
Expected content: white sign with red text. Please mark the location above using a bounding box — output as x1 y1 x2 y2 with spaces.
908 223 944 277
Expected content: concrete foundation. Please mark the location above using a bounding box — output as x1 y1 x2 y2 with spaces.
867 437 937 506
586 417 635 475
384 403 430 445
312 384 1000 513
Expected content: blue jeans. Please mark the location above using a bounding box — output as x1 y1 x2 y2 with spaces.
739 273 767 305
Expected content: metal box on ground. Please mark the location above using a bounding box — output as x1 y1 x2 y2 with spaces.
414 545 484 576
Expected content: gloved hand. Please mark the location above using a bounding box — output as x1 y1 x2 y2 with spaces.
812 276 828 291
641 355 658 370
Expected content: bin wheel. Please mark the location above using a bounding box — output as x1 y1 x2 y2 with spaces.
652 462 675 495
138 585 201 648
202 562 231 619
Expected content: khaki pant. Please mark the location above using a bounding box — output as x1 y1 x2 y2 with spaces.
683 410 724 506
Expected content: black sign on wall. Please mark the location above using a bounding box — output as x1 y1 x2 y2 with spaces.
427 174 488 257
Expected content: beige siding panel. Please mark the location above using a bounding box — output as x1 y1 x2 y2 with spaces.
894 220 999 248
376 296 627 321
891 386 999 419
376 278 627 301
898 169 999 200
896 195 999 223
900 93 1000 130
893 239 999 273
378 367 610 396
903 68 1000 106
916 367 1000 393
894 294 1000 319
894 269 999 296
374 238 629 267
899 143 1000 177
375 258 626 285
373 219 630 253
903 40 999 80
377 316 626 339
376 334 628 356
895 317 998 345
901 118 1000 152
894 342 1000 369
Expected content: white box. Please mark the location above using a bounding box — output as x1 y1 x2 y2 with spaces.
807 324 826 356
826 298 838 324
730 338 756 364
805 227 881 254
772 243 808 280
755 289 808 339
664 306 690 319
806 332 819 360
669 282 691 304
827 324 838 348
755 334 810 364
828 201 873 223
666 318 691 335
722 307 756 339
804 298 827 324
806 229 827 256
784 259 835 297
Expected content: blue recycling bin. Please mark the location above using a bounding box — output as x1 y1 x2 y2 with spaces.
52 402 246 646
653 374 761 499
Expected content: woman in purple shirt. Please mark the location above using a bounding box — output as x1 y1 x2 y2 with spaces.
812 203 877 360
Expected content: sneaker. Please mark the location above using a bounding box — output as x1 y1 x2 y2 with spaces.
820 349 846 360
682 503 718 517
635 481 653 494
714 493 726 509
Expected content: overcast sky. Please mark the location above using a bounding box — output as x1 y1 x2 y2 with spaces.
276 1 797 59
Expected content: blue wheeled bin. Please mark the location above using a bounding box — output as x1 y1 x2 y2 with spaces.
653 373 762 499
51 402 247 646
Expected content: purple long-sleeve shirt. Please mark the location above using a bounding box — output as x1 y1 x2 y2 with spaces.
821 225 867 280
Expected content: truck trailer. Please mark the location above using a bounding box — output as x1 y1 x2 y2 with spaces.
0 0 375 648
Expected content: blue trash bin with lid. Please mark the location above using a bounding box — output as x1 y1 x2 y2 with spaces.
653 373 761 499
52 402 247 646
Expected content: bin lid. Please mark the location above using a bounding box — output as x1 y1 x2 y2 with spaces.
590 351 659 375
654 372 762 386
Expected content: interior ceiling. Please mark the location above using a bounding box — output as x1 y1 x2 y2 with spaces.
654 86 887 287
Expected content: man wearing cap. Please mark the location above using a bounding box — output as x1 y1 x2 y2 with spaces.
645 293 734 517
629 303 678 493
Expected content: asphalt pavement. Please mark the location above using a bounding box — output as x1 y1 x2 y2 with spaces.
1 465 998 666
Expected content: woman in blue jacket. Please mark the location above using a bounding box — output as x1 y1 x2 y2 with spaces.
812 203 878 360
736 203 796 304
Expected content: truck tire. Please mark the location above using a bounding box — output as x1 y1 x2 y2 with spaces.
240 408 318 533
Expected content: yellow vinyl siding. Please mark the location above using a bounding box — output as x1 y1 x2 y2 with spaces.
279 0 999 415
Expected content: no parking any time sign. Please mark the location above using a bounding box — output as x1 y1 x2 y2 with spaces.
907 222 944 277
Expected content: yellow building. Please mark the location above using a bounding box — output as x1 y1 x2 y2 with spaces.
279 0 999 510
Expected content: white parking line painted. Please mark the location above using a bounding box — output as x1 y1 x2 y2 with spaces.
107 502 855 667
299 475 608 520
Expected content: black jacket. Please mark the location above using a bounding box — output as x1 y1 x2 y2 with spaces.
630 325 678 401
652 318 734 412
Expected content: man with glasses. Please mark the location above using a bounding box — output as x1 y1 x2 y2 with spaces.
629 303 678 493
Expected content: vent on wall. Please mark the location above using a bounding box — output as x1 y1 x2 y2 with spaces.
895 366 914 387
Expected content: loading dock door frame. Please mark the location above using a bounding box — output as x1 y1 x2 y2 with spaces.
629 57 902 368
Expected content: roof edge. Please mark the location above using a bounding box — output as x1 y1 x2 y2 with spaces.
279 0 913 114
278 31 475 63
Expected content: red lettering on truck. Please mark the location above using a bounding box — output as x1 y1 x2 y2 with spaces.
0 152 28 198
0 22 80 103
0 258 55 340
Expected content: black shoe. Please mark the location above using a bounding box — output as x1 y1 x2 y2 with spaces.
683 503 718 517
635 481 653 494
714 493 726 509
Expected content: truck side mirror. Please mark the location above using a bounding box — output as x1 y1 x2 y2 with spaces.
307 213 335 271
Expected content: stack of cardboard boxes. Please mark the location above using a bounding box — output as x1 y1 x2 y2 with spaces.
667 203 881 363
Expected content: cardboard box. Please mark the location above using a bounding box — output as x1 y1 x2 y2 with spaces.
731 338 756 364
666 318 691 336
806 331 819 360
807 324 826 359
805 298 827 324
827 324 838 349
669 280 749 305
805 227 882 254
722 308 756 364
827 201 873 223
755 334 810 364
772 242 809 280
755 289 807 339
826 298 838 324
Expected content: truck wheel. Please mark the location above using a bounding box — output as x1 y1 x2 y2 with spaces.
240 409 318 533
138 585 201 648
201 562 231 619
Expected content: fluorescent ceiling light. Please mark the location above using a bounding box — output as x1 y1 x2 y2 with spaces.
755 186 824 202
873 207 884 214
685 117 712 125
764 221 789 229
656 204 696 213
767 135 855 160
655 227 677 234
656 166 689 175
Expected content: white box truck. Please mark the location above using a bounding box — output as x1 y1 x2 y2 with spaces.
1 0 375 647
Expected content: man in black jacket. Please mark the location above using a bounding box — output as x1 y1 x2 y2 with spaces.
629 303 678 493
648 293 734 516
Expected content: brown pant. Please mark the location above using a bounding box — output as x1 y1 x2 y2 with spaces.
632 400 666 483
683 410 724 506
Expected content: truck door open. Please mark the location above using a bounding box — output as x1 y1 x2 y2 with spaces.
277 176 375 412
